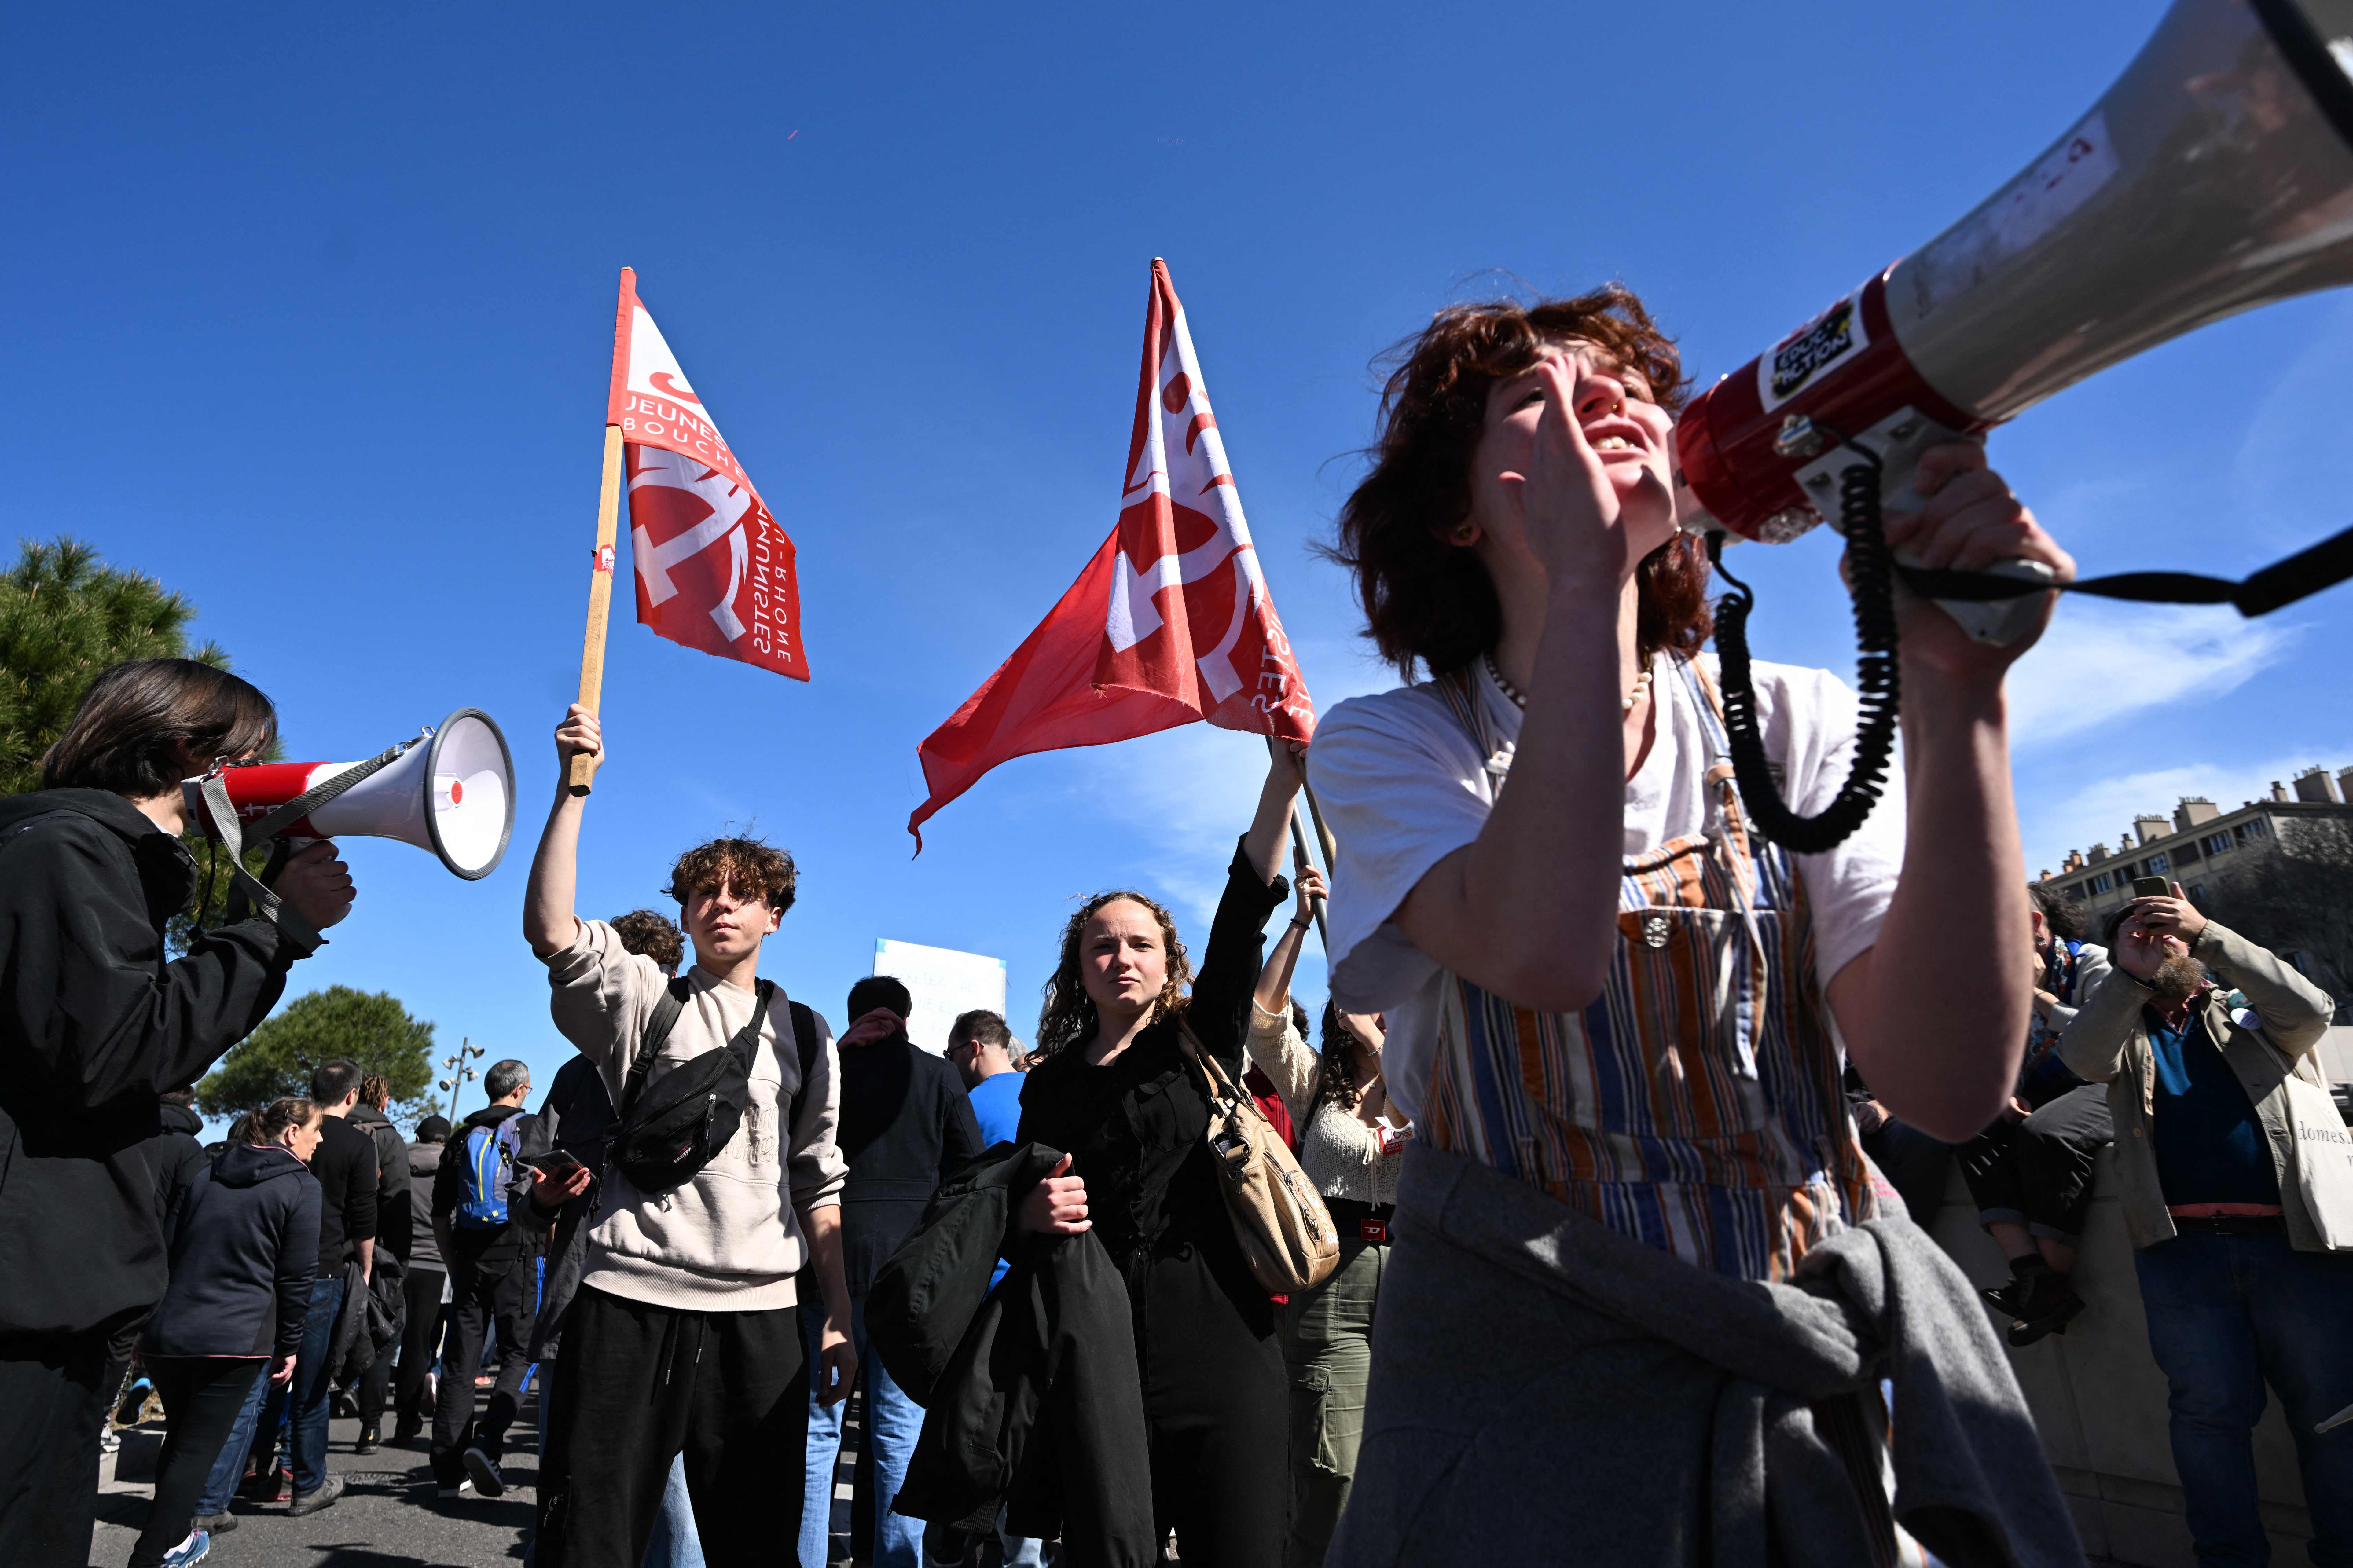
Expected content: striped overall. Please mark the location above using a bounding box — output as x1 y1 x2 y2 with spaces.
1422 655 1880 1283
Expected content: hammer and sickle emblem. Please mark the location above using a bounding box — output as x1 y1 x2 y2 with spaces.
630 454 752 641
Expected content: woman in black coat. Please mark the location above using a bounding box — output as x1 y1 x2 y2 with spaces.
132 1096 324 1566
0 658 353 1567
1013 744 1305 1568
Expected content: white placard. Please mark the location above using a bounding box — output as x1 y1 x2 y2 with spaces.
873 939 1009 1056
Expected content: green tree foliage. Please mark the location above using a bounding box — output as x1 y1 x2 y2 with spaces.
197 986 438 1125
0 536 274 945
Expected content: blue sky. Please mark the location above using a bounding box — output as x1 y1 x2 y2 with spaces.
7 2 2349 1128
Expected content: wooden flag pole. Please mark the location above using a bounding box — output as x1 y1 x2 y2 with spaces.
569 423 626 795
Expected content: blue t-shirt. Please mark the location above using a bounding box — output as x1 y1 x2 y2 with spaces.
966 1072 1026 1289
966 1072 1025 1148
2146 1006 2280 1210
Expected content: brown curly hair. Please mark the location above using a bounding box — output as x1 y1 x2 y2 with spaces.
1314 1002 1370 1113
1033 891 1192 1061
611 908 687 972
666 837 797 914
1324 285 1713 680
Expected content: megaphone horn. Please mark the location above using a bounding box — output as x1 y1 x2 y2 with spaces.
186 709 516 880
1677 0 2353 644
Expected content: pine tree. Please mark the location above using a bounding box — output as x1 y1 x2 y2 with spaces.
196 986 439 1126
0 536 271 943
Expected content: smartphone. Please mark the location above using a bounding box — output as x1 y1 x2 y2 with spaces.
2131 876 2170 899
519 1149 586 1180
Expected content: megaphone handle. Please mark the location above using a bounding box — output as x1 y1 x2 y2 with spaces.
1880 458 2057 647
1796 409 2054 647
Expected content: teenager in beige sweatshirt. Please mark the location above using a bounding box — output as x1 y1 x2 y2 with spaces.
521 703 855 1568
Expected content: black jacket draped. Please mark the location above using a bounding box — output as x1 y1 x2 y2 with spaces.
0 788 305 1337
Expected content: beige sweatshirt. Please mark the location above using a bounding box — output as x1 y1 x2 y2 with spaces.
545 919 847 1310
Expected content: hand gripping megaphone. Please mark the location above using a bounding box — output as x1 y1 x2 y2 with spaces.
1672 0 2353 850
185 709 516 882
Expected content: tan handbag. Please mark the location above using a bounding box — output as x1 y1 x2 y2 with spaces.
1178 1022 1341 1294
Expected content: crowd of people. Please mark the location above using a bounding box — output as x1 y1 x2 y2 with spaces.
3 282 2349 1568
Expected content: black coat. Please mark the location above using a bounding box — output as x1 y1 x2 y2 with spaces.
143 1141 321 1360
514 1055 613 1362
875 1141 1155 1566
1015 842 1286 1332
0 788 306 1336
837 1033 985 1298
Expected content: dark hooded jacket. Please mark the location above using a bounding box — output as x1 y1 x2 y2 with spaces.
143 1141 321 1360
0 788 310 1337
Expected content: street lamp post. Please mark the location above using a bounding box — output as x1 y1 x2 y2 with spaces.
438 1036 485 1122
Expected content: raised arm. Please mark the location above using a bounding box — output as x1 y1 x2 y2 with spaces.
1188 748 1299 1067
1253 861 1322 1019
1826 445 2074 1142
524 706 601 958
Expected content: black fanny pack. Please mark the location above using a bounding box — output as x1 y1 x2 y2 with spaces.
610 976 817 1196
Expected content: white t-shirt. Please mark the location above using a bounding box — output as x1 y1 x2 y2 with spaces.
1307 654 1903 1123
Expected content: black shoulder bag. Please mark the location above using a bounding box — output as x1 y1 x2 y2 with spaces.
610 978 819 1196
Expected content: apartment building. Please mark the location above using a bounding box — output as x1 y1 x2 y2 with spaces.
2037 764 2353 929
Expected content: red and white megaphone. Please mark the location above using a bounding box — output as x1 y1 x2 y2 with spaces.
1676 0 2353 644
185 709 516 880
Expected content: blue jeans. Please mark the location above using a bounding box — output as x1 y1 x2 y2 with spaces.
195 1363 277 1515
279 1273 346 1494
2135 1230 2353 1566
799 1299 923 1568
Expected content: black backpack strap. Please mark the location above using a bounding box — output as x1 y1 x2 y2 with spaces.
731 982 778 1080
784 1001 821 1134
619 976 693 1119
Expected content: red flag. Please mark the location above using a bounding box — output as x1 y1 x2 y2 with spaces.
909 259 1313 844
607 270 809 680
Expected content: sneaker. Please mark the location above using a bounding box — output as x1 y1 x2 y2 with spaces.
191 1511 238 1534
436 1478 475 1500
2008 1279 2087 1347
462 1445 507 1498
160 1529 211 1566
287 1474 345 1517
393 1418 423 1445
354 1424 380 1455
243 1464 293 1503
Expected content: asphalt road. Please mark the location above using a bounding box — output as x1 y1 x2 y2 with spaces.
92 1409 537 1568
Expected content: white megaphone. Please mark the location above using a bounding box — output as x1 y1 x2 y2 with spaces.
185 709 516 880
1676 0 2353 643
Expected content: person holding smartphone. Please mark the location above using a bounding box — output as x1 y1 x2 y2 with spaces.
2057 882 2347 1564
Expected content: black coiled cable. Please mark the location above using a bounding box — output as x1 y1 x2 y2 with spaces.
1706 436 1901 854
